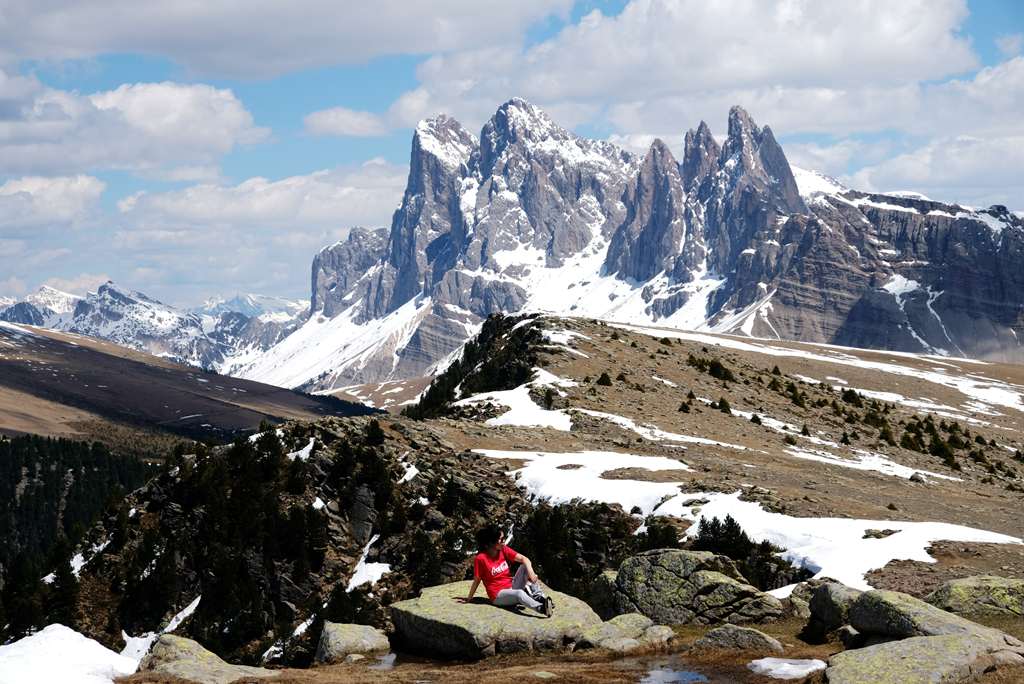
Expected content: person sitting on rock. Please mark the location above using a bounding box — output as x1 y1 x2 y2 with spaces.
456 524 553 617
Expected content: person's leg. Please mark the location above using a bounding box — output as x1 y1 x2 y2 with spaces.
493 588 543 611
511 566 546 602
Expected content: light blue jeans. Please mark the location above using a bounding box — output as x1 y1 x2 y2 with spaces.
492 565 545 611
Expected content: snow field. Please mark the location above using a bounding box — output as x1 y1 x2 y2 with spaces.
0 624 138 684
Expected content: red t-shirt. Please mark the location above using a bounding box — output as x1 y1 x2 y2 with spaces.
474 546 518 602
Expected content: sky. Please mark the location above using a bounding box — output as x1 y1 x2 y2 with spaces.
0 0 1021 309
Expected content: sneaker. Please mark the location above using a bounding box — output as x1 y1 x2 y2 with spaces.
543 596 553 618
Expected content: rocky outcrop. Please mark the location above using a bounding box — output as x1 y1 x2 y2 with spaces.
690 623 784 653
390 580 600 659
815 587 1024 684
312 227 389 318
596 549 783 625
314 623 390 664
138 634 280 684
826 633 1024 684
807 582 863 635
924 575 1024 618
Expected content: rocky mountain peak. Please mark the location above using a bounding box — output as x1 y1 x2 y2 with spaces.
411 113 477 175
681 121 721 191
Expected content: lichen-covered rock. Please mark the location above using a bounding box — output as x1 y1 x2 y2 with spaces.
826 633 1024 684
138 634 280 684
849 589 1024 643
640 625 676 646
690 624 783 653
609 549 782 625
600 637 642 652
924 575 1024 618
315 622 390 664
578 613 652 649
590 570 620 620
390 580 600 660
807 582 863 634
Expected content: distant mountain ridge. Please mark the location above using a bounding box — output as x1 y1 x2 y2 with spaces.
235 98 1024 392
0 283 308 371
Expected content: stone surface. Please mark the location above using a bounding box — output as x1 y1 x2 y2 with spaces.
607 549 783 625
578 613 653 649
826 633 1024 684
315 622 391 664
849 589 1024 643
138 634 280 684
924 575 1024 617
808 582 863 634
641 626 677 646
390 580 601 660
690 624 784 653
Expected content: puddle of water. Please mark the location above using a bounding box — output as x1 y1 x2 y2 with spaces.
367 653 397 670
618 655 709 683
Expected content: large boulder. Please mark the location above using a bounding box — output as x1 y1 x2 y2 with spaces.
826 633 1024 684
924 575 1024 618
138 634 280 684
604 549 782 625
315 622 391 664
690 624 784 653
849 589 1023 642
390 580 600 660
807 582 863 635
578 613 652 649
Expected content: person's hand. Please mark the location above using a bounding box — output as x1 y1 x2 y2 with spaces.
528 572 539 584
455 598 468 603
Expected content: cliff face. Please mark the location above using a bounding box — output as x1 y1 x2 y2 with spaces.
237 99 1024 391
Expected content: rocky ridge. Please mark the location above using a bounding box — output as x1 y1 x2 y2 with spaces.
0 282 307 371
237 98 1024 393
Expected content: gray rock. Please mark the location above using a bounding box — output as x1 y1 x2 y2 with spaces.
826 633 1024 684
924 575 1024 618
599 637 641 652
690 624 784 653
641 626 676 646
849 589 1024 643
138 634 280 684
315 622 391 664
808 582 863 633
578 613 652 649
390 580 600 660
606 549 783 626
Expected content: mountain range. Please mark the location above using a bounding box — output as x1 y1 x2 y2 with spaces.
5 98 1022 393
0 284 307 372
233 98 1024 393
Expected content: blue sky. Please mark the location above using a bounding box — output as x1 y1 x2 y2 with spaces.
0 0 1021 308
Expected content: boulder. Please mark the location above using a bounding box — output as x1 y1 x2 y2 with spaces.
607 549 782 625
315 622 391 664
690 624 784 653
826 633 1024 684
924 575 1024 618
138 634 280 684
641 625 677 646
807 582 863 634
849 589 1024 643
578 613 652 649
390 580 601 660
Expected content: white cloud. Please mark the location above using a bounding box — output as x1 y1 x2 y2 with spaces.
996 32 1024 58
303 107 389 137
0 277 28 298
41 273 110 296
847 135 1024 207
0 175 106 228
0 79 269 177
0 0 575 79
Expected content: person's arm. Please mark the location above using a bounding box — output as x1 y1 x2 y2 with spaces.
456 578 481 603
513 552 540 584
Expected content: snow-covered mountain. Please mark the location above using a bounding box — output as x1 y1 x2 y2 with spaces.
187 293 309 324
0 282 304 371
236 98 1024 392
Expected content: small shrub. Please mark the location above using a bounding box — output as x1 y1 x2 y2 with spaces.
615 372 627 382
772 365 782 376
597 372 613 386
718 397 731 414
783 435 798 446
631 340 638 348
750 414 762 425
679 402 691 413
660 337 673 346
610 330 620 340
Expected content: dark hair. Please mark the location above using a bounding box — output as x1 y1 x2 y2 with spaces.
475 524 503 552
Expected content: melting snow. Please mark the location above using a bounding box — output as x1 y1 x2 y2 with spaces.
0 624 138 684
348 534 391 591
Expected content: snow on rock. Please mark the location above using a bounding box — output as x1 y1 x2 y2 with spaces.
121 595 201 662
348 534 391 591
747 657 827 679
0 624 138 684
287 438 315 461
